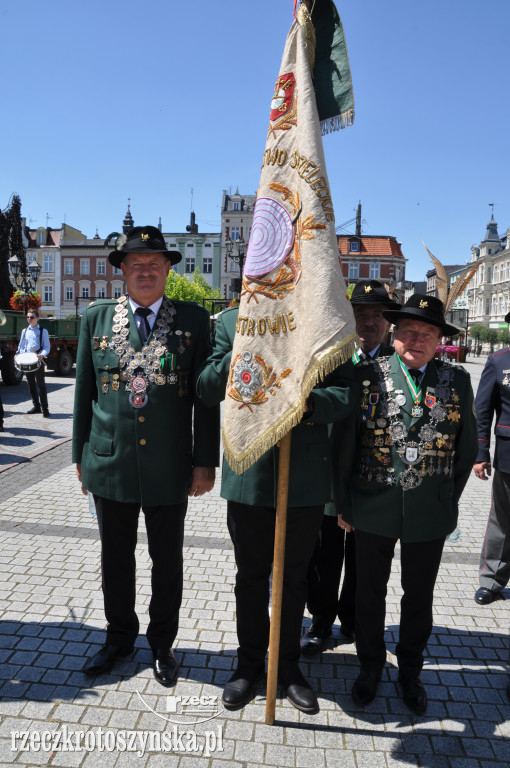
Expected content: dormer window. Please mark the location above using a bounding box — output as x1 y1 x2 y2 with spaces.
349 240 359 252
233 202 241 211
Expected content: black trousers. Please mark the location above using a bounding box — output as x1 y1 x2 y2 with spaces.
479 469 510 591
354 529 445 677
306 514 356 630
227 501 324 676
0 387 4 423
94 496 188 650
26 366 48 410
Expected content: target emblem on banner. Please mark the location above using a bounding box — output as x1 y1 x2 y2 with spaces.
244 198 294 279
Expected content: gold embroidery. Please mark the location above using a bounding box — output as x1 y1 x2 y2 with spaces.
419 300 428 309
365 285 372 293
227 352 292 413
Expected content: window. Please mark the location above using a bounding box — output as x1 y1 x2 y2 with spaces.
204 242 212 247
64 259 73 275
506 261 510 280
43 253 54 273
369 262 380 279
350 241 360 252
66 286 74 300
81 286 90 298
233 202 241 211
499 295 504 315
80 259 90 275
185 256 195 273
230 227 240 241
97 287 106 298
203 257 212 274
187 243 194 248
37 232 45 245
113 286 122 299
494 265 499 282
348 263 359 279
97 259 106 275
43 285 53 302
112 266 122 276
485 298 490 315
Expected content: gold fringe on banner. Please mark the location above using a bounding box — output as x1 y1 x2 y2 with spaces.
223 333 356 475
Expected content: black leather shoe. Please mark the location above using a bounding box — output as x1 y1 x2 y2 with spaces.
398 673 427 715
352 670 380 706
83 644 133 675
474 587 498 605
42 410 50 418
152 649 178 687
506 677 510 703
0 424 4 432
27 406 41 414
300 617 332 656
222 669 263 709
280 668 319 713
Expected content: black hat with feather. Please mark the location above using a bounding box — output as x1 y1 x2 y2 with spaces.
105 226 182 268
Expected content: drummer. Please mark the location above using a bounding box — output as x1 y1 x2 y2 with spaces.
17 310 51 417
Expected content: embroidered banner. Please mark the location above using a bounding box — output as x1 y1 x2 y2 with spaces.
223 3 356 474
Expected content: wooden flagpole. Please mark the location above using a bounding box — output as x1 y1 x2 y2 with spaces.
265 430 292 725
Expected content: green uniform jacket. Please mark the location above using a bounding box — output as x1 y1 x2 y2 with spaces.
72 297 220 506
196 307 354 508
331 352 478 542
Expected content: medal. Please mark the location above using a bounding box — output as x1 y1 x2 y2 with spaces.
395 394 406 406
430 403 447 421
435 384 450 400
419 424 436 442
411 405 424 418
400 466 421 490
389 422 407 440
131 376 147 393
129 391 148 408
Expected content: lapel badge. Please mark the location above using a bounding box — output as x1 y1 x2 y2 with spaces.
426 393 436 408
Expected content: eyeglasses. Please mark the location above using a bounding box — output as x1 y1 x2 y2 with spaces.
27 315 36 319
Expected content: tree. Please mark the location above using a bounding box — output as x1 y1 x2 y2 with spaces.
0 194 22 310
498 327 510 346
165 268 222 311
469 324 484 343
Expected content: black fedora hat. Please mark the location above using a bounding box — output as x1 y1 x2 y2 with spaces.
105 226 182 268
350 280 401 309
383 293 461 336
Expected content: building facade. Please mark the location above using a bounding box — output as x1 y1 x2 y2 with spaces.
337 233 406 288
220 188 256 298
23 225 62 317
466 215 510 327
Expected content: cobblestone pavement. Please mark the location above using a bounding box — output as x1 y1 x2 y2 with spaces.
0 357 509 767
0 371 75 471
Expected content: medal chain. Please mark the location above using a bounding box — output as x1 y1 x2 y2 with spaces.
372 358 453 490
109 295 177 395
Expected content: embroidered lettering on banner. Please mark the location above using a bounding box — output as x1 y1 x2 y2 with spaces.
235 312 297 336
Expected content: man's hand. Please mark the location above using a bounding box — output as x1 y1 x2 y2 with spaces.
189 467 215 497
75 463 88 496
473 461 491 480
338 514 354 533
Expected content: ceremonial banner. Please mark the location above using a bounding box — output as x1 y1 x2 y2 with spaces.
223 2 356 474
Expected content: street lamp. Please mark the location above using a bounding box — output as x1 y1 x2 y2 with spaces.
8 253 41 293
225 237 247 296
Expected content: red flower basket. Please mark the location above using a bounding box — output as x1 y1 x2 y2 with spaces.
9 290 42 313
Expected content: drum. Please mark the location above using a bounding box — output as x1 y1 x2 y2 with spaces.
14 352 41 373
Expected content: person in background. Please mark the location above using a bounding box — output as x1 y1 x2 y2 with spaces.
18 310 51 417
301 280 399 655
473 312 510 606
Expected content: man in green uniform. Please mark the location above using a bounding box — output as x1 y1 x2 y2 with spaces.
73 226 220 685
197 306 353 713
334 294 477 714
302 280 398 654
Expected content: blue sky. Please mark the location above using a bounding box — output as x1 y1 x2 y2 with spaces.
2 0 509 281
